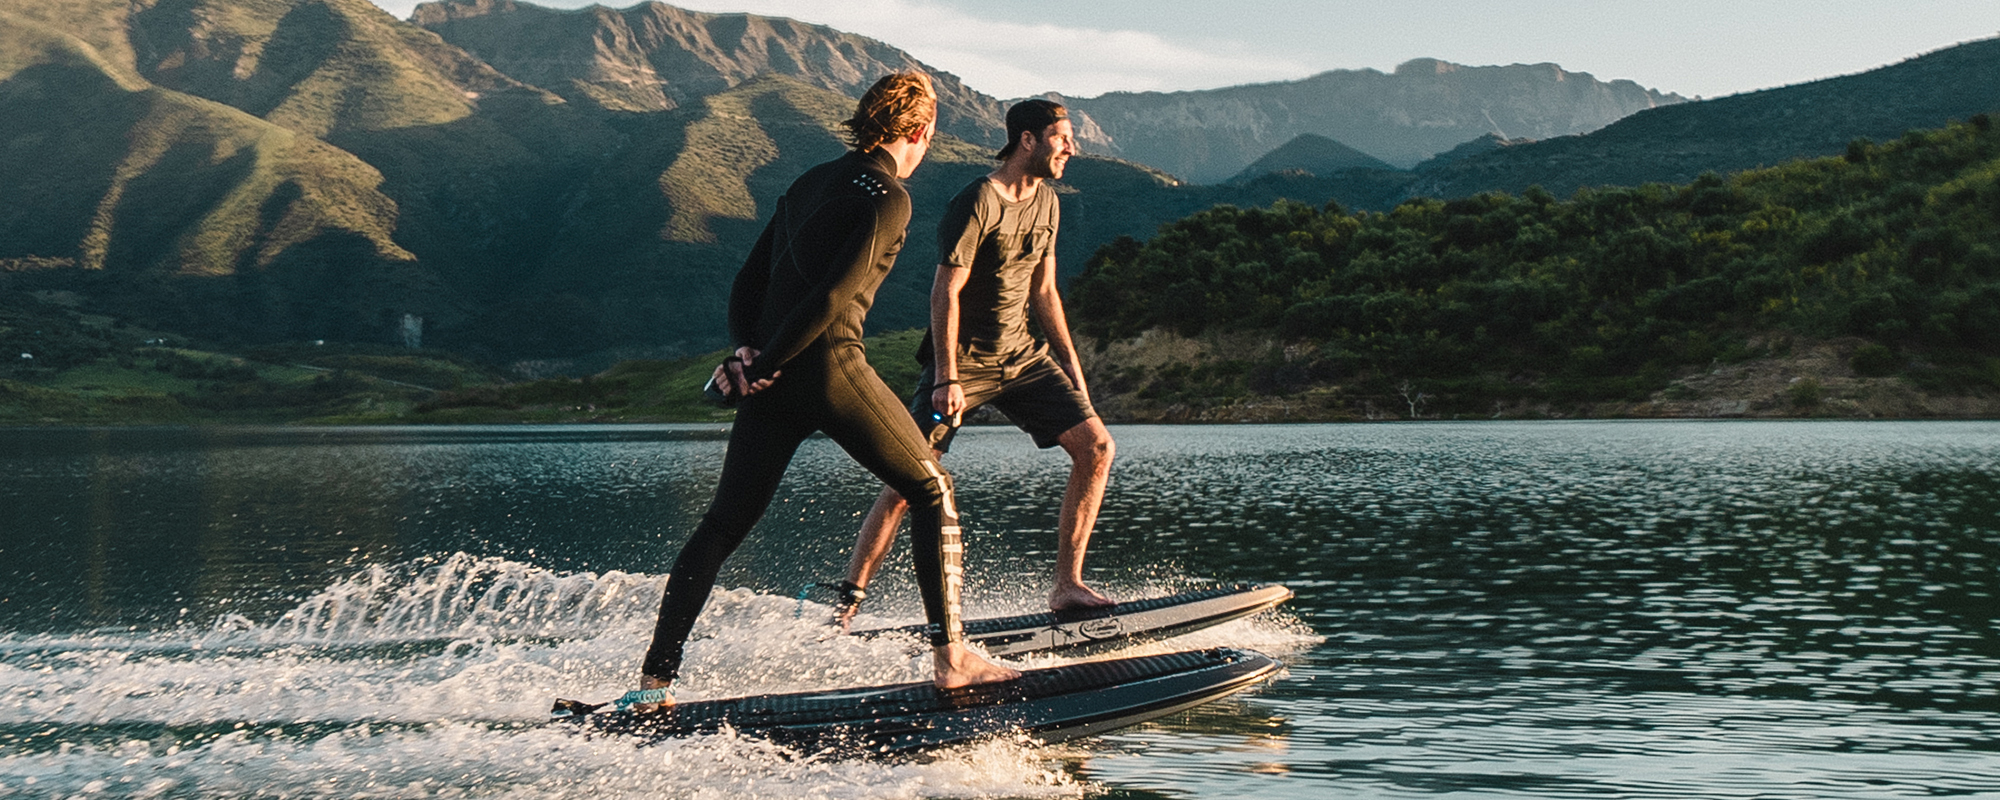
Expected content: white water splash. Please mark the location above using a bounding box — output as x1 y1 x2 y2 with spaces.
0 554 1299 799
0 721 1086 800
257 553 664 645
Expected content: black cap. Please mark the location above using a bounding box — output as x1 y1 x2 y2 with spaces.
997 99 1068 159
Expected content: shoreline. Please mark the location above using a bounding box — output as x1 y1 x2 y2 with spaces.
7 330 1996 426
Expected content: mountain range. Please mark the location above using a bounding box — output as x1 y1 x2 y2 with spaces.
1059 57 1682 182
405 0 1007 143
1408 36 2000 199
4 0 1997 372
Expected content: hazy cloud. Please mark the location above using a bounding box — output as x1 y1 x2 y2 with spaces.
683 0 1313 97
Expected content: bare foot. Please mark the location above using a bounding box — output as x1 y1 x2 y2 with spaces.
833 602 861 633
831 582 866 633
932 643 1021 690
629 674 675 713
1050 583 1116 612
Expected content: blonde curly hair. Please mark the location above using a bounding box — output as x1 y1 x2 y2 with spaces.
843 71 936 152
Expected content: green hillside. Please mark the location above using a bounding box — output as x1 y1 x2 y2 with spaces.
0 7 430 346
1412 36 2000 199
7 0 1998 405
0 289 498 423
1070 116 2000 418
1 0 1146 367
3 0 624 359
121 0 625 311
13 116 1997 424
0 6 414 270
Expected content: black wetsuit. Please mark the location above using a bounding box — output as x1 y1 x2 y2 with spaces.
642 148 965 683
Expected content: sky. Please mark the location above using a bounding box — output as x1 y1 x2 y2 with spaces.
369 0 2000 100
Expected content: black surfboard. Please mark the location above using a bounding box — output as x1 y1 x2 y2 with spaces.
551 647 1278 756
855 583 1293 657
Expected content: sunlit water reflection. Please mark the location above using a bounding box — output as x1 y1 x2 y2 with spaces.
2 421 1996 798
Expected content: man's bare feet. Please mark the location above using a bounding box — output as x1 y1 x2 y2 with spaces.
831 581 867 633
932 643 1021 690
833 601 862 633
1050 583 1116 612
629 674 675 713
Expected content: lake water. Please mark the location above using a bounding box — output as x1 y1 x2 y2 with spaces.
2 421 1997 799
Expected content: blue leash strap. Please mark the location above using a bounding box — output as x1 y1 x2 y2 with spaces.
795 583 819 618
613 688 671 712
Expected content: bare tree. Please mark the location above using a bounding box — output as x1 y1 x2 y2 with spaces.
1396 379 1431 419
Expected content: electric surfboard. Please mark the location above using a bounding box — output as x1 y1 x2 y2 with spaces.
551 647 1279 756
855 583 1293 657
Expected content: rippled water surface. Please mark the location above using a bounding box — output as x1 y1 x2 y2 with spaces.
3 421 1997 798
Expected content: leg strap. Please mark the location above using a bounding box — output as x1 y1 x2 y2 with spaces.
795 581 868 618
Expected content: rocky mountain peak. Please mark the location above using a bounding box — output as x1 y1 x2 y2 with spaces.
410 0 1003 142
1394 57 1457 76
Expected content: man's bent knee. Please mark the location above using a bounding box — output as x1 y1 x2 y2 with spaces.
873 483 911 512
892 459 955 511
1060 421 1115 467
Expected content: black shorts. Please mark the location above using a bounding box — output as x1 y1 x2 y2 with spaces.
911 345 1097 453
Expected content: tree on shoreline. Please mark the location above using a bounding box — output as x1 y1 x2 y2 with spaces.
1069 116 2000 414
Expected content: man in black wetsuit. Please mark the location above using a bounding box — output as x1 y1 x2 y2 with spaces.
631 72 1019 708
830 99 1118 625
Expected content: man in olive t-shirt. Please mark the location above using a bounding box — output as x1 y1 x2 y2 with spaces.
832 99 1119 619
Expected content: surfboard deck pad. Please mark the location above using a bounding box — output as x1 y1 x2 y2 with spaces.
551 647 1280 756
856 583 1293 657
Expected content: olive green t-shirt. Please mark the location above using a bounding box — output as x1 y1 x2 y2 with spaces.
936 177 1060 358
